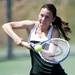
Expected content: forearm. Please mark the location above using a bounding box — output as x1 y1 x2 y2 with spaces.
2 23 22 44
2 23 32 50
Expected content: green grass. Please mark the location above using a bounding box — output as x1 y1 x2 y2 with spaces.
62 56 75 75
0 57 31 75
0 56 75 75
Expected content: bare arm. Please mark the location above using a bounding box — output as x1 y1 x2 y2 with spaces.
52 28 59 38
2 20 37 46
45 29 59 57
48 28 59 56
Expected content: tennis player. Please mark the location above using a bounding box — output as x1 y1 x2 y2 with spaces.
2 3 71 75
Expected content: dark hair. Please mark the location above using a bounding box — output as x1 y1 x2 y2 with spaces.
41 3 71 41
41 3 56 17
52 16 71 41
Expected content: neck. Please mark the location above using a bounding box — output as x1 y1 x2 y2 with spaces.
35 25 50 37
38 25 50 32
37 26 47 33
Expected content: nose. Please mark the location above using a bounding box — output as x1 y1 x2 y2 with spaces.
42 16 46 21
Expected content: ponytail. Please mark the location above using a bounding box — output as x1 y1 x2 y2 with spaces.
41 3 71 41
52 16 71 41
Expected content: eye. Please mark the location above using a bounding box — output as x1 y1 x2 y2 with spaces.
40 14 50 19
45 16 50 19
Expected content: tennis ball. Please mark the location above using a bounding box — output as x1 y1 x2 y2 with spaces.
34 44 43 52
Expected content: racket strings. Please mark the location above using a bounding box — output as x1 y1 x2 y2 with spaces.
42 43 49 50
52 40 68 56
39 38 70 64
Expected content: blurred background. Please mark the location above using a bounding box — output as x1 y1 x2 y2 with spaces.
0 0 75 75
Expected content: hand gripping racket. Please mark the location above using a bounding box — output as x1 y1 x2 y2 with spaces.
30 38 70 64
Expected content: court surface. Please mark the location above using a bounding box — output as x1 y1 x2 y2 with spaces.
0 55 75 75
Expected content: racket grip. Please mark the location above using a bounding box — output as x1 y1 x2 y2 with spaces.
30 43 35 49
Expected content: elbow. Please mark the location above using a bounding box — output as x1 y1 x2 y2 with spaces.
2 23 11 34
2 24 7 30
2 23 11 31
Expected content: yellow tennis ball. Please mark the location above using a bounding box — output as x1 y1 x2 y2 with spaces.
34 44 43 52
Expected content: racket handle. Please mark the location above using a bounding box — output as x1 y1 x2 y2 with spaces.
30 43 35 50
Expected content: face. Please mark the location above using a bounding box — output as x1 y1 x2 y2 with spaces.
38 8 54 29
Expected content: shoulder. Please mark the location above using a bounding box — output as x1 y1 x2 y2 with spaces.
52 27 60 38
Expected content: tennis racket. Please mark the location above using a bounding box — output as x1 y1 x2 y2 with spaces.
30 38 70 64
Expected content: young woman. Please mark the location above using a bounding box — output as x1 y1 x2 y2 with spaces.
2 3 71 75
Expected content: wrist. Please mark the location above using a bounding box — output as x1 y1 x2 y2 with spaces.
18 40 24 47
